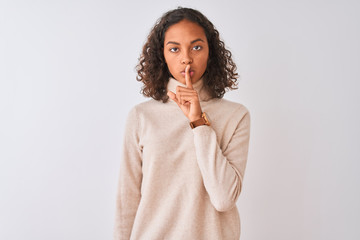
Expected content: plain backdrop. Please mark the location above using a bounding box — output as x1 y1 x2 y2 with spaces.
1 0 359 239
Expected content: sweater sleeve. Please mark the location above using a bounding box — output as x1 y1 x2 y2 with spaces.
192 107 250 212
114 107 142 240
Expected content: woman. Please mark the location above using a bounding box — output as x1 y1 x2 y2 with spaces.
114 7 251 240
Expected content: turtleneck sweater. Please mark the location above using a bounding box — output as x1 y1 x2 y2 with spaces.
114 78 251 240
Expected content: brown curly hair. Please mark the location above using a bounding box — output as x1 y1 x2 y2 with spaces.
136 7 238 102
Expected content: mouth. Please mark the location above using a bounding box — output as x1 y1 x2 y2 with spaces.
180 70 194 77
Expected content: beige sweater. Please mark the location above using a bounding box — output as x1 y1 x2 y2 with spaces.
114 78 251 240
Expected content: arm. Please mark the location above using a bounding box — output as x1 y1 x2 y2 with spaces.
167 65 251 212
114 108 142 240
192 109 250 212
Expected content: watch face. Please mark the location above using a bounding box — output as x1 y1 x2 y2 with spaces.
202 112 210 125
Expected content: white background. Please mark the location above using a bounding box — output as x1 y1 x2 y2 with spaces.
1 0 359 239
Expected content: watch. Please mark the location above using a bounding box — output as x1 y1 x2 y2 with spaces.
189 112 210 129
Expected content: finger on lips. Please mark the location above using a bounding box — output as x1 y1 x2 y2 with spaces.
168 65 198 107
185 65 193 89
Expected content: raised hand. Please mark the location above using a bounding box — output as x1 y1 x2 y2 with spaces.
167 65 203 122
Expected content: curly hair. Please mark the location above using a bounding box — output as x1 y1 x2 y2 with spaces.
136 7 238 102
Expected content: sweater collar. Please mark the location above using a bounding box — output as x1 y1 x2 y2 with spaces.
167 78 212 102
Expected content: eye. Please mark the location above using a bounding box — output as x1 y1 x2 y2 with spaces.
193 45 202 51
170 47 179 53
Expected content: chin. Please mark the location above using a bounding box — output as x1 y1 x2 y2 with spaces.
173 76 186 84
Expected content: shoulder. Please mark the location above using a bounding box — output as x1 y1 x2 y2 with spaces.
220 98 249 112
216 98 251 133
126 99 164 120
128 99 159 113
124 100 159 133
212 98 250 119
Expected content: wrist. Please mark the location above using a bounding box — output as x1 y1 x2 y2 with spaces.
189 114 202 122
189 112 210 129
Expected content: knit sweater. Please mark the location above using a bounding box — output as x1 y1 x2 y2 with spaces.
114 78 251 240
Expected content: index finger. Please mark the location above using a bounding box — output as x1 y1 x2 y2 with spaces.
185 65 193 89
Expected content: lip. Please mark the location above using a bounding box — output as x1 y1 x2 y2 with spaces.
180 70 194 77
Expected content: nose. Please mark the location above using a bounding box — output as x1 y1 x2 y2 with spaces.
181 51 193 64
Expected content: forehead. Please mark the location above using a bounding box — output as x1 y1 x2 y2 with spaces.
164 19 207 42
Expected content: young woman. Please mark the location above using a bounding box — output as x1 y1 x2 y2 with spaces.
114 7 251 240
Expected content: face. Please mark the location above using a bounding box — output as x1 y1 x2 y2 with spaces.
163 19 209 84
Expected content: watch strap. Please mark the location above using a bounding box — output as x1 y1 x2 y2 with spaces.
189 112 210 129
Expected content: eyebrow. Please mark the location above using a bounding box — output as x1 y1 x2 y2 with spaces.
166 38 205 45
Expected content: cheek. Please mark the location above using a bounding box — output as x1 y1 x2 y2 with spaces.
166 60 174 71
165 57 176 71
200 53 209 69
